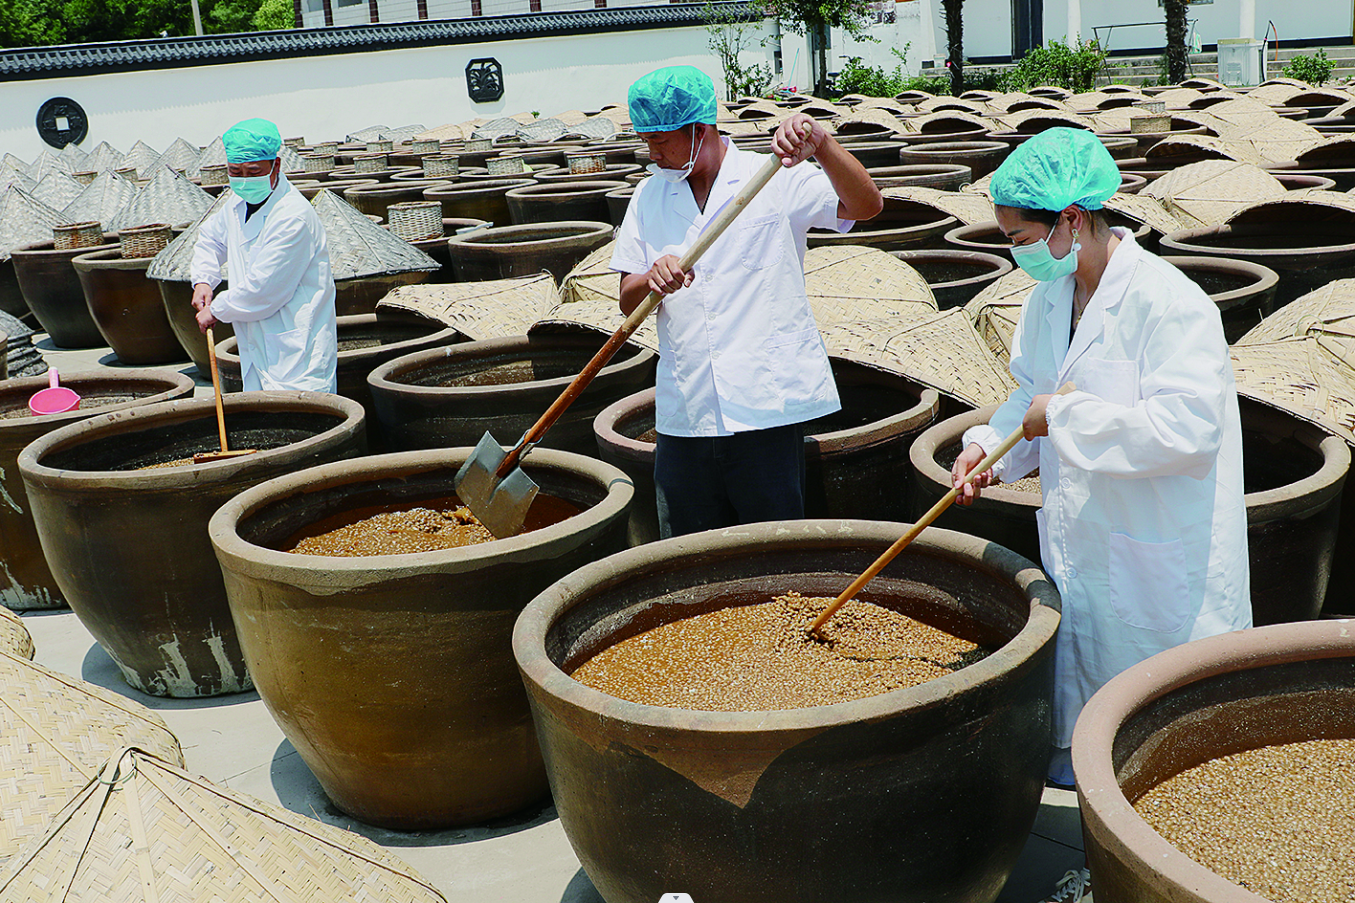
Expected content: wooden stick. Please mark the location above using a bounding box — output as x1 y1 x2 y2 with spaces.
206 326 229 454
492 150 789 481
811 383 1076 635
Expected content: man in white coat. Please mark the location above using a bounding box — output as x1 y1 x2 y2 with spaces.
192 117 337 393
951 129 1251 811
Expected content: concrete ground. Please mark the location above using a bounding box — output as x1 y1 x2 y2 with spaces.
17 332 1087 903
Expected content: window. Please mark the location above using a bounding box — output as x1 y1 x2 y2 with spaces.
336 0 362 8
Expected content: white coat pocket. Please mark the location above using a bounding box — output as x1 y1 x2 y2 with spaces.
1108 532 1190 632
262 325 309 385
1077 359 1138 408
739 214 785 270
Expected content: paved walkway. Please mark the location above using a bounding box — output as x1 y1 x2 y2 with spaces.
18 333 1086 903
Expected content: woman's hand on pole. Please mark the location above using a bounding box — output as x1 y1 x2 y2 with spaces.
952 442 994 506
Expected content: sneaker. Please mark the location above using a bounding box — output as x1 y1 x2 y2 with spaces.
1041 868 1092 902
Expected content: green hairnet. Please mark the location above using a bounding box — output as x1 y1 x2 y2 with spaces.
628 66 718 134
990 127 1120 212
223 118 282 164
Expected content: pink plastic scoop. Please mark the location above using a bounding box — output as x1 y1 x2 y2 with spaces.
28 368 81 415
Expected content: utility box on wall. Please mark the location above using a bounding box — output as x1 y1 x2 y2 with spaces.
1218 38 1264 86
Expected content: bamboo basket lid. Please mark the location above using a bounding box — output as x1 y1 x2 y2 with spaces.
31 171 86 212
803 245 937 329
835 107 904 135
1143 160 1287 229
377 274 556 341
0 605 33 659
0 164 34 193
0 185 67 262
1225 188 1355 227
82 141 122 175
1153 87 1207 107
1237 276 1355 347
379 124 428 144
0 650 182 863
550 242 658 350
1066 90 1131 112
1295 136 1355 166
718 120 773 137
189 136 225 180
566 117 619 140
551 109 590 127
516 118 568 143
115 141 161 181
879 308 1017 407
916 96 989 115
278 144 304 173
0 747 448 902
1203 97 1282 118
964 268 1038 364
852 97 910 115
1260 77 1310 89
470 117 523 142
310 189 439 280
26 151 72 184
998 108 1092 131
1242 117 1326 164
416 123 466 143
988 92 1066 113
1288 87 1354 107
880 186 994 225
1102 192 1189 237
903 111 992 135
1180 76 1227 91
592 106 633 130
733 100 789 121
154 138 202 176
817 318 905 370
1144 135 1265 164
145 192 232 282
61 170 139 232
1231 336 1355 444
108 167 213 233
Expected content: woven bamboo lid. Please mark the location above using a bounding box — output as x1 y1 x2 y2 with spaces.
109 166 213 232
2 152 28 172
879 308 1018 407
549 241 657 349
998 108 1092 132
58 143 87 172
880 187 993 225
61 170 139 231
379 124 428 144
310 189 440 280
0 163 34 193
146 192 232 282
26 151 72 184
1143 160 1287 228
817 318 905 369
551 109 590 127
1144 134 1264 164
904 111 992 135
377 274 556 340
917 96 989 115
1295 136 1355 166
0 605 33 659
852 97 910 115
416 123 466 143
154 137 202 175
1242 117 1326 163
116 140 161 181
345 124 388 143
567 117 619 141
30 171 85 211
0 747 448 902
82 141 122 175
835 107 903 135
964 267 1037 365
471 117 524 141
1102 192 1189 235
189 137 224 179
1287 88 1353 107
1224 188 1355 227
0 649 182 862
0 185 67 261
803 245 937 329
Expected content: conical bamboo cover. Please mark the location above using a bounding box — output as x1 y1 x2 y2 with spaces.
61 171 138 231
0 747 448 902
109 167 213 232
552 241 657 349
0 650 181 862
145 192 233 282
117 141 161 181
0 186 67 261
154 138 203 175
311 189 439 280
30 171 86 212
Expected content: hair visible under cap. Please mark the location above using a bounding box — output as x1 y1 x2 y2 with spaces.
989 127 1120 214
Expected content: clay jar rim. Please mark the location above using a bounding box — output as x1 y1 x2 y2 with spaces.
422 178 536 201
214 313 460 369
1160 223 1355 261
342 180 453 200
1071 620 1355 903
897 140 1010 157
367 333 655 400
512 520 1062 733
504 180 630 200
595 364 941 460
890 248 1014 290
910 405 1042 510
70 245 169 272
0 370 196 436
1156 255 1279 313
11 236 120 259
207 446 633 579
445 220 614 250
17 391 366 492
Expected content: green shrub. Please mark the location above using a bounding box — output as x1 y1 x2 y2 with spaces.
1001 37 1108 92
1282 49 1335 87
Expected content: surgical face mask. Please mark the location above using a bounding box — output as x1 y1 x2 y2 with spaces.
1010 221 1080 282
229 172 275 204
646 125 705 184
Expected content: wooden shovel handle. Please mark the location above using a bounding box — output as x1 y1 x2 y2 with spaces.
206 326 229 454
810 383 1076 634
493 152 787 480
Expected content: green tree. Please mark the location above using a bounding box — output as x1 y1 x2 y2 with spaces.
941 0 963 95
0 0 68 48
704 1 774 100
756 0 878 96
207 0 261 32
252 0 294 30
1164 0 1188 84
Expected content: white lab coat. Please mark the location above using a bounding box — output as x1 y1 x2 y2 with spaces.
962 230 1251 749
190 174 337 393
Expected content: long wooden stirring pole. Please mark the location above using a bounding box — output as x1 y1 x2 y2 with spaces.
811 383 1075 635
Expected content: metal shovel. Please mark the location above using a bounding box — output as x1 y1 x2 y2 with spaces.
457 151 788 539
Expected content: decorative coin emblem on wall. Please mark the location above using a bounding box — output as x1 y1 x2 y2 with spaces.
36 97 89 149
465 58 505 104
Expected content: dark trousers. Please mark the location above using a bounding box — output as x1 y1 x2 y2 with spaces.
653 423 806 539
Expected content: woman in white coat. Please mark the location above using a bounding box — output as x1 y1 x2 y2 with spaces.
952 128 1251 801
191 118 337 393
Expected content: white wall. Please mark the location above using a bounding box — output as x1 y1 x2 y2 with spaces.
1051 0 1349 51
0 25 723 161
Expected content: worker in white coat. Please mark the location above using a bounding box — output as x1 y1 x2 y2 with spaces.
951 127 1250 822
191 117 337 393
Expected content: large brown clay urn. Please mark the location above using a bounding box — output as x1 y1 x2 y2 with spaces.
444 221 613 282
208 447 633 828
513 521 1061 903
0 370 195 611
11 238 116 348
72 247 188 364
18 392 367 695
